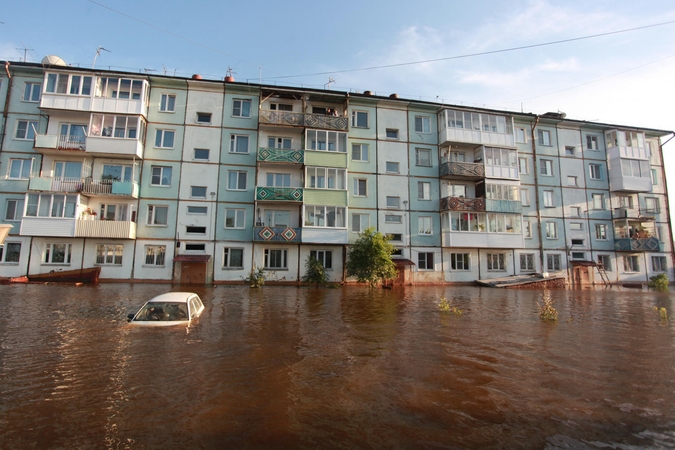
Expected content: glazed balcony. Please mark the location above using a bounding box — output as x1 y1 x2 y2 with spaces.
28 177 139 198
612 208 657 220
253 226 301 243
614 237 663 252
34 134 86 152
486 199 522 214
439 109 515 147
440 196 485 211
256 187 304 202
439 160 485 179
20 217 135 239
257 147 304 164
34 134 143 158
259 110 348 131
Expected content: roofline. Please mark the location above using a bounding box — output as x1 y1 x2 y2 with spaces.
2 60 672 136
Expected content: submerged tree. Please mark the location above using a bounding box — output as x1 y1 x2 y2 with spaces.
346 227 397 287
302 255 329 287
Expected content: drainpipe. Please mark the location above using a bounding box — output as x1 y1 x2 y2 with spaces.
0 62 13 156
529 115 544 271
657 132 675 283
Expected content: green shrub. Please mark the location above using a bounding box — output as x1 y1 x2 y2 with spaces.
246 266 266 288
648 273 669 291
439 297 463 316
537 294 558 322
302 256 328 287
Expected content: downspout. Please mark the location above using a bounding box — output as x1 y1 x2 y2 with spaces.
657 132 675 283
529 115 544 271
0 62 13 156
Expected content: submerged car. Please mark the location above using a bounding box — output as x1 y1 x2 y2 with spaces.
127 292 205 326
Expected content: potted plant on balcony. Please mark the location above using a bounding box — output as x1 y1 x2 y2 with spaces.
81 208 97 220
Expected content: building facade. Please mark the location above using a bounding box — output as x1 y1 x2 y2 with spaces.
0 59 672 285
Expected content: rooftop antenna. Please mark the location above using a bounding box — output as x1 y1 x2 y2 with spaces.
143 68 156 73
324 77 336 89
226 66 236 78
162 64 167 75
92 46 110 69
16 42 33 62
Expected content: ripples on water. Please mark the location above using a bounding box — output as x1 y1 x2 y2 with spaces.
0 284 674 449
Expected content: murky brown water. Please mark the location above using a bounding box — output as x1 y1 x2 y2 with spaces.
1 284 674 449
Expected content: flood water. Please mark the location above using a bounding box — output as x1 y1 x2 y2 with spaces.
1 284 674 449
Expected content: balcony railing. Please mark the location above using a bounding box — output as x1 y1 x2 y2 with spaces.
439 161 485 179
256 187 303 202
614 237 663 252
253 226 301 243
257 147 304 164
259 110 348 131
440 196 485 211
612 208 657 220
75 219 136 239
34 134 86 151
28 177 139 197
486 199 522 214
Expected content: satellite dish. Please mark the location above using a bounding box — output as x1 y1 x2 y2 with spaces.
42 55 67 66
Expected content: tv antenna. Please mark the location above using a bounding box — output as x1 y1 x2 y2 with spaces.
92 46 110 69
324 77 336 89
16 42 33 62
226 66 236 78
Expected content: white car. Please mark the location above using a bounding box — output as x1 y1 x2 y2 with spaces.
127 292 205 326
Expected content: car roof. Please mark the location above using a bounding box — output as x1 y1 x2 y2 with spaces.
147 292 199 303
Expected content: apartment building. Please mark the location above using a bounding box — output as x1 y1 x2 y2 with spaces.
0 58 672 285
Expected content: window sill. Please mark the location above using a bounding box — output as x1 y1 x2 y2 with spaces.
222 267 244 270
142 265 166 268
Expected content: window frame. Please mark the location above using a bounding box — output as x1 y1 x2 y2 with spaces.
8 158 32 180
147 205 169 226
418 216 432 235
0 242 21 263
309 250 333 270
385 128 399 139
196 112 212 124
264 248 288 270
518 157 528 174
193 148 210 161
520 253 535 272
159 93 176 112
232 99 252 118
225 208 246 229
589 164 603 180
154 129 175 149
24 82 42 102
537 129 551 146
227 171 248 191
595 224 607 240
545 221 557 239
144 245 166 267
95 243 124 266
5 199 24 221
415 148 432 167
353 178 367 197
223 247 244 269
539 159 553 176
43 243 72 265
351 143 369 162
351 213 369 233
150 166 172 187
651 256 667 273
414 116 431 134
418 181 431 201
230 134 250 154
546 254 562 271
385 161 400 173
417 252 434 270
543 190 554 208
15 120 38 140
450 253 470 271
487 253 506 272
351 110 369 128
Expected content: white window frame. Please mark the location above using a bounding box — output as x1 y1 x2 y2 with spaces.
225 208 246 229
543 190 554 208
586 135 599 150
518 157 528 174
487 253 506 272
353 178 367 197
24 82 41 102
415 148 432 167
351 143 368 162
515 128 526 143
43 243 72 265
264 248 288 270
567 176 578 186
386 196 400 209
154 129 175 148
524 220 532 239
385 161 400 173
623 255 640 273
227 171 247 191
651 256 667 273
144 245 166 267
223 247 244 269
95 243 124 266
150 166 172 187
193 148 210 161
597 254 612 271
385 128 399 139
190 186 207 198
159 93 176 112
450 253 470 271
589 164 602 180
351 110 369 128
418 216 432 235
414 116 431 134
230 134 249 153
351 213 369 233
196 112 212 124
8 158 32 180
540 159 553 176
592 193 605 210
520 253 535 272
417 252 434 270
232 99 252 118
15 120 38 140
418 181 431 200
147 205 169 226
5 199 24 221
384 214 402 224
309 250 333 270
187 206 208 215
546 222 557 239
0 242 21 263
538 129 551 146
595 224 607 240
520 189 530 207
547 254 562 271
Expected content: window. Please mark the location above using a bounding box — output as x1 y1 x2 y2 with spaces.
310 250 333 270
621 159 649 178
586 135 598 150
193 148 210 161
565 146 576 156
144 245 166 266
389 234 403 242
520 189 530 207
651 169 658 185
570 223 583 231
94 77 142 99
547 254 561 271
414 116 431 133
518 157 528 174
5 199 24 221
354 179 367 196
268 137 292 149
187 206 208 215
351 213 369 233
546 222 557 239
418 216 432 235
385 214 402 223
0 242 21 263
386 196 400 208
186 226 206 235
147 205 168 226
223 248 244 269
540 159 553 176
225 208 246 228
520 254 535 272
151 166 172 186
543 190 554 208
450 152 466 162
386 129 399 139
385 161 399 173
24 82 41 102
571 238 584 245
90 114 141 139
44 243 72 264
449 184 466 197
307 130 347 152
232 99 252 117
155 129 175 148
96 244 123 265
418 182 431 200
263 210 290 227
487 253 506 271
515 128 526 143
451 253 470 271
623 255 639 273
592 193 605 210
227 171 247 191
230 135 249 153
8 159 32 180
270 103 292 111
306 168 346 190
595 224 607 240
184 244 206 252
264 249 287 269
24 194 75 218
597 255 611 271
589 164 602 180
197 112 211 123
652 256 667 273
524 220 532 238
570 206 581 216
537 130 551 146
15 120 38 140
417 252 434 270
304 206 345 228
571 252 585 260
645 197 660 214
159 94 176 112
567 176 578 186
351 110 368 128
416 148 431 167
352 144 368 161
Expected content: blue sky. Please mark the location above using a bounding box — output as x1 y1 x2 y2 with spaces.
2 1 675 158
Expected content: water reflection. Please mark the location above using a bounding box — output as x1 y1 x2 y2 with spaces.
0 284 673 449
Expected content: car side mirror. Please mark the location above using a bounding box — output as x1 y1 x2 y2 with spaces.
127 313 135 321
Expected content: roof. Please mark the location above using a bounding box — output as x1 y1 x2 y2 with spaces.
174 254 211 262
148 292 199 303
393 258 416 266
571 260 599 267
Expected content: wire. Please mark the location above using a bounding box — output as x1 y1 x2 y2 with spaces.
266 19 675 80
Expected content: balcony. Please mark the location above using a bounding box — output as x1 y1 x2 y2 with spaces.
29 177 83 193
28 177 139 198
34 134 86 152
439 110 515 147
486 199 522 214
256 187 303 202
614 237 663 252
440 196 485 211
75 219 136 239
253 226 301 243
259 110 348 131
85 136 144 158
439 161 485 179
441 230 524 249
612 208 656 220
257 147 304 164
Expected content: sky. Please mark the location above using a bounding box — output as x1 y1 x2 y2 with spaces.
2 0 675 204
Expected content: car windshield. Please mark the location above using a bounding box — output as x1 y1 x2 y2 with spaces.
134 302 189 321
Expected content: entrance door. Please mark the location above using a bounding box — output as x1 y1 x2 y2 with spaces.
180 262 206 284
